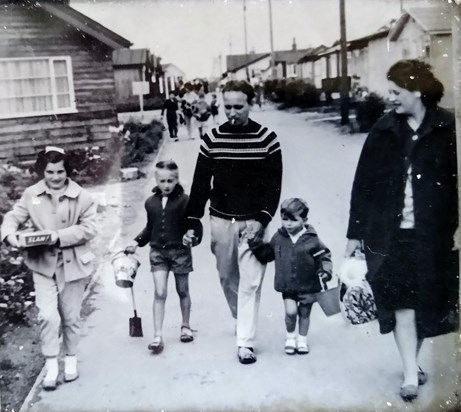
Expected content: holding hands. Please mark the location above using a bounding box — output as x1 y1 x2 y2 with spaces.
182 230 198 248
124 240 138 255
243 221 264 244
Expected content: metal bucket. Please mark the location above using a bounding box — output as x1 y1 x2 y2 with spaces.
111 251 141 288
316 286 341 317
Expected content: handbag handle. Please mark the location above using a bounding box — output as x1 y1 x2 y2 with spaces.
322 279 328 291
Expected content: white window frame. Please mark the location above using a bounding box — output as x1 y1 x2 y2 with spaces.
0 56 77 120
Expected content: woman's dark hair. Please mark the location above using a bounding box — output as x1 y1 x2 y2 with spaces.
35 149 73 178
386 59 444 107
222 80 255 104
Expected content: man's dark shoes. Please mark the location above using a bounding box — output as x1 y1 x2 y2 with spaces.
238 347 257 365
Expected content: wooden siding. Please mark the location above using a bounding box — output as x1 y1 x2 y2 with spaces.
0 4 119 158
113 67 143 107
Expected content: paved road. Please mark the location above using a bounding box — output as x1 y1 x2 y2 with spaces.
23 106 459 412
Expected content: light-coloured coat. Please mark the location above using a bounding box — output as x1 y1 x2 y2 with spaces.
1 179 98 282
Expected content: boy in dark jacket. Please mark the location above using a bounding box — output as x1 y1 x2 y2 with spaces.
125 160 202 354
249 198 332 355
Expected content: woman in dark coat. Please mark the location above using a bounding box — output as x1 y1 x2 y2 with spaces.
345 59 458 402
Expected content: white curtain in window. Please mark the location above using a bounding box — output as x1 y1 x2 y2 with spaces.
0 58 73 117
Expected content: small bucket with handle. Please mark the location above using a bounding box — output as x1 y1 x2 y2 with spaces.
316 280 341 317
111 250 141 288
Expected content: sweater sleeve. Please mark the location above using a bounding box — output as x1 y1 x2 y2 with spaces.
185 148 213 231
255 141 283 227
347 128 378 240
134 199 153 247
249 237 276 264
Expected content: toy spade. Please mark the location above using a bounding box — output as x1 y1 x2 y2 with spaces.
129 287 143 337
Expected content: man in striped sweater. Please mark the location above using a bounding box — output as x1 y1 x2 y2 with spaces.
183 81 282 364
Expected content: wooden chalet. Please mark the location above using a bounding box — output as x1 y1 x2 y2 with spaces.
0 0 132 158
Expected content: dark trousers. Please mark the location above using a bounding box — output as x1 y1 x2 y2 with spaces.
167 116 178 138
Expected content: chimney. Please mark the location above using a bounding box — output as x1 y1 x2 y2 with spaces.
292 37 297 51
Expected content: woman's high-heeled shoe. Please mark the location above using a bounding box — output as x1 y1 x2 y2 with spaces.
400 384 418 402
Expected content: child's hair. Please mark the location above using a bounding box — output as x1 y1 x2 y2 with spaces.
156 159 178 172
280 198 309 221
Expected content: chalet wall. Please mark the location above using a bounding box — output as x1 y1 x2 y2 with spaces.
113 67 143 106
431 34 453 109
0 4 119 158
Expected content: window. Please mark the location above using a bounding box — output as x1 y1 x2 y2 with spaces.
0 56 76 119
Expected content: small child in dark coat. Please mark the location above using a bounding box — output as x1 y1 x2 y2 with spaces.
249 198 332 355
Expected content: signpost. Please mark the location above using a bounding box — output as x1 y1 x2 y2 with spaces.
132 81 149 118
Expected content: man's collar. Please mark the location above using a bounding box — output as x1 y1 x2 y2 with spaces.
32 179 81 198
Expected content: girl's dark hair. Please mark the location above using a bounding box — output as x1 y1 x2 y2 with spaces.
34 149 73 178
386 59 444 107
280 198 309 221
222 80 255 104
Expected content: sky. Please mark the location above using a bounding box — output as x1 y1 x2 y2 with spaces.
71 0 442 79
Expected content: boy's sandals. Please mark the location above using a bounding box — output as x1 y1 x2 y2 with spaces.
180 326 194 343
148 336 164 354
238 347 257 364
296 340 310 355
285 337 296 355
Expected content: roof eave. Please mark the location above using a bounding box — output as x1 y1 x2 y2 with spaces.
41 3 132 49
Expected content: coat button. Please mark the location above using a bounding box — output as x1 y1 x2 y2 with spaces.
61 219 66 223
66 258 71 263
59 196 65 202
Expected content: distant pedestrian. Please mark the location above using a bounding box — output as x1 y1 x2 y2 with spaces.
345 59 458 402
254 84 263 110
161 93 179 140
210 93 219 124
249 198 332 355
183 80 283 365
181 83 199 139
1 147 97 391
192 92 211 139
125 160 202 354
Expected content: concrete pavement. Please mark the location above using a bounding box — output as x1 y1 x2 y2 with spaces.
21 106 459 412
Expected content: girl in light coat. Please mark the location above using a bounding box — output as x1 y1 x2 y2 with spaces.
1 147 97 391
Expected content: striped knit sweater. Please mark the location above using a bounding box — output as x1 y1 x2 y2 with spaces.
186 118 282 229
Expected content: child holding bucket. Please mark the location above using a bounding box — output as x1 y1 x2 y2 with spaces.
125 160 202 354
249 198 332 355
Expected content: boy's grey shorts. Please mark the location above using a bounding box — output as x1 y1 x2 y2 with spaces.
150 246 193 274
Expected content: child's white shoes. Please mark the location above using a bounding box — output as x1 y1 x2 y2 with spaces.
296 335 309 355
64 355 79 383
284 332 297 355
43 357 59 390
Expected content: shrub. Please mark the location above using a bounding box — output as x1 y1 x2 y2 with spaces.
121 119 163 167
355 92 386 133
263 79 320 108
